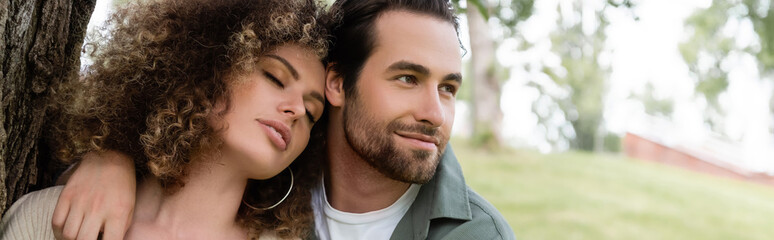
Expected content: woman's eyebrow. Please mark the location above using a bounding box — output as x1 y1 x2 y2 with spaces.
264 55 299 80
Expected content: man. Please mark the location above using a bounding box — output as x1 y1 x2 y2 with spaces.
51 0 514 239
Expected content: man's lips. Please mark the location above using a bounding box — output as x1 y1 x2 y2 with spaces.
257 119 291 151
395 130 439 150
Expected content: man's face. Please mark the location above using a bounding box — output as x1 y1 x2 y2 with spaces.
342 11 462 184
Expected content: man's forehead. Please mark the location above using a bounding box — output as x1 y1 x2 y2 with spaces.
370 10 462 74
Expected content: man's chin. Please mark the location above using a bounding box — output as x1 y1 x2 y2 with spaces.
394 164 437 184
388 150 440 184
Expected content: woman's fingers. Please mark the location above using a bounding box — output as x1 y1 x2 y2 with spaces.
51 151 137 240
102 211 132 240
51 194 71 240
61 203 85 240
75 213 102 240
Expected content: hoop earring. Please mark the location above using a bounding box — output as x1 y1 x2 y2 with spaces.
242 168 294 211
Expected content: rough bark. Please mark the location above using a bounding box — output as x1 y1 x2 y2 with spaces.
466 1 503 147
0 0 95 216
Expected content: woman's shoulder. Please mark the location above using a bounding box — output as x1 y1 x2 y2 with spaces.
0 186 63 240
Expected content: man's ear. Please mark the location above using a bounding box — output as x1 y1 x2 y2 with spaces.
325 63 345 107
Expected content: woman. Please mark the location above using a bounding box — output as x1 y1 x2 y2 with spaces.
0 0 331 239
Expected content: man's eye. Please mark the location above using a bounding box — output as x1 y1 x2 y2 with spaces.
396 75 417 84
440 84 458 95
264 71 284 88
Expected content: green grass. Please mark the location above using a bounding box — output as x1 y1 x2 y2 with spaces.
451 139 774 240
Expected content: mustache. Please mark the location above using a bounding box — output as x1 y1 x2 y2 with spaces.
387 121 443 138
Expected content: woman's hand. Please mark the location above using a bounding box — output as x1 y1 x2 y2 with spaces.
52 151 137 240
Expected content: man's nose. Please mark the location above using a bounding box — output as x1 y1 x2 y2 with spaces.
414 88 446 127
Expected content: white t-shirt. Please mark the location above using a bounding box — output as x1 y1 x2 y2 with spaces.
311 179 421 240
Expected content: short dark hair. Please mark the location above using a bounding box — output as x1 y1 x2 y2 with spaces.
327 0 461 97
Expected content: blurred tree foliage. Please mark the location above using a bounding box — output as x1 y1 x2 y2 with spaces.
455 0 635 151
681 0 774 133
539 2 606 151
630 82 674 118
534 0 633 152
452 0 536 38
451 0 535 148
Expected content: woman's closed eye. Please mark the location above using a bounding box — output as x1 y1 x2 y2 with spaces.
264 71 284 88
306 110 316 124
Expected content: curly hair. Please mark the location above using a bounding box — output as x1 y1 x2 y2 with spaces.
50 0 332 238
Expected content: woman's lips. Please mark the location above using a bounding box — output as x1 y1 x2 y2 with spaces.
257 119 291 151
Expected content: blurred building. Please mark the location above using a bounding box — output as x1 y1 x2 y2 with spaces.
624 117 774 187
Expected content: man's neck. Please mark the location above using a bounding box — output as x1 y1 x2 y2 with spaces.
129 158 247 240
325 116 411 213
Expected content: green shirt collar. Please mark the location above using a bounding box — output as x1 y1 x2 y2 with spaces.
422 146 472 220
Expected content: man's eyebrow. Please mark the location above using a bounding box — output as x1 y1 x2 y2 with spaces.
265 55 299 80
308 91 324 105
444 73 462 84
387 60 429 76
388 60 461 84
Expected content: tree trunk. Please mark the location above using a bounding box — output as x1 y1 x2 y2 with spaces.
466 0 503 147
0 0 95 216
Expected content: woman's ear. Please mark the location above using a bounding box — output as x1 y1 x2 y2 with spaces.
325 63 345 107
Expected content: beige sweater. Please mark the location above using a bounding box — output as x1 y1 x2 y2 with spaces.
0 186 62 240
0 186 291 240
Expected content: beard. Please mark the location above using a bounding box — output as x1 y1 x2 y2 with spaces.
342 92 448 184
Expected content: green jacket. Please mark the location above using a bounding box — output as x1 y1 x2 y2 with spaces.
388 147 515 240
308 147 514 240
